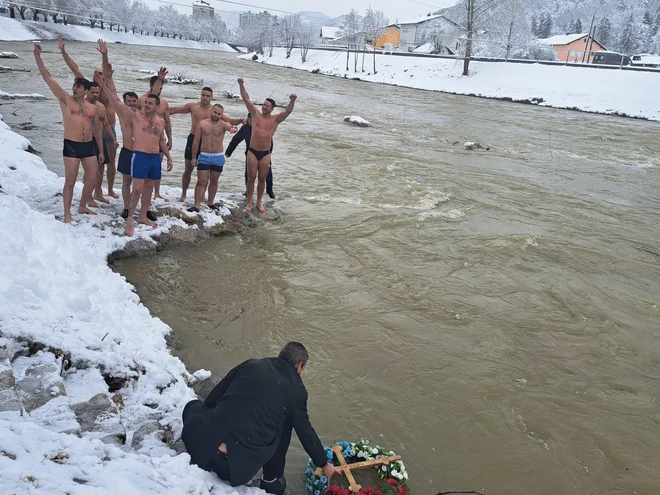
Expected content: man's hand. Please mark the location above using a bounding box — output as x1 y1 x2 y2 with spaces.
113 140 119 149
96 39 108 55
102 60 114 77
158 67 168 81
289 93 297 101
167 140 173 151
98 153 105 166
230 126 237 134
33 43 42 57
57 34 65 53
322 462 342 482
237 77 244 85
167 157 173 172
192 159 198 167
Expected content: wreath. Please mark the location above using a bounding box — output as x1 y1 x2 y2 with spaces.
303 440 409 495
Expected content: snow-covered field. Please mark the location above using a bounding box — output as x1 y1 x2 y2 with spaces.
245 48 660 121
0 115 260 493
0 16 236 52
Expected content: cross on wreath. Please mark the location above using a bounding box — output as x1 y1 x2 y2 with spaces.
315 445 403 493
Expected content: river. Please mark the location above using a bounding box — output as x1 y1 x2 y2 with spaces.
2 40 660 495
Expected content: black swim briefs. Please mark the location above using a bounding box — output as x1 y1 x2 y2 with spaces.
184 133 202 161
117 147 133 175
63 139 97 159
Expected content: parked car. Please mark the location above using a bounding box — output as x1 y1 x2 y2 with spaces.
592 51 632 66
631 54 660 67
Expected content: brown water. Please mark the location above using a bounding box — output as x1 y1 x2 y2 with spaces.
3 41 660 495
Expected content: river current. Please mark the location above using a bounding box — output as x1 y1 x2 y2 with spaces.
2 41 659 495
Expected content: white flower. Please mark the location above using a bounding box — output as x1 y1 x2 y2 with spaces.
381 466 387 471
371 448 378 454
391 469 399 477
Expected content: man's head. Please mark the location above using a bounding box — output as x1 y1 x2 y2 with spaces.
211 103 224 121
73 77 91 97
144 94 160 115
86 82 100 103
123 91 139 109
201 87 213 105
149 75 164 95
93 67 104 84
262 98 276 115
278 342 309 375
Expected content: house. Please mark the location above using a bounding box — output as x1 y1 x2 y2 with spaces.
398 14 462 51
538 33 607 62
320 26 342 44
374 24 400 48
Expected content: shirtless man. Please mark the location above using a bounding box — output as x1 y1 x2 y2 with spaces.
96 72 173 236
34 44 103 223
86 82 117 206
169 88 244 202
237 78 296 212
138 70 172 203
58 36 118 201
188 104 237 212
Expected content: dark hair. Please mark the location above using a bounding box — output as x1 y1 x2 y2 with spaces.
265 97 276 108
149 75 160 86
213 103 223 109
74 77 91 90
123 91 139 101
247 113 252 118
146 93 161 107
278 342 308 368
89 81 99 88
202 86 213 93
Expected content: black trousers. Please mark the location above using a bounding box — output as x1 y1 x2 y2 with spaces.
183 400 292 483
244 158 274 197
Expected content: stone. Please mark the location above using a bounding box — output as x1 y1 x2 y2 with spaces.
0 387 22 413
343 116 370 127
28 395 80 434
107 237 157 262
13 353 66 412
130 420 162 450
71 393 126 445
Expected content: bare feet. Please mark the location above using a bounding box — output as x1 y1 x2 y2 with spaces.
244 204 252 212
178 194 187 202
64 213 72 223
256 203 266 213
94 195 110 204
87 200 100 208
138 218 157 229
154 194 169 202
109 191 119 199
78 206 97 215
125 218 134 236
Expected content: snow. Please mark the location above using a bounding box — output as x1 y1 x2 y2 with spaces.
0 116 261 493
0 17 236 53
0 51 20 58
413 43 434 54
247 47 660 121
538 33 589 45
321 27 342 40
398 14 443 25
343 115 370 127
0 90 47 99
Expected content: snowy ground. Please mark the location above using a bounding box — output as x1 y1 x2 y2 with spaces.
0 115 262 494
245 48 660 121
0 16 236 52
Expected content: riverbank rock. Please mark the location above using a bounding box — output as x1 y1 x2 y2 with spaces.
344 115 370 127
0 52 19 59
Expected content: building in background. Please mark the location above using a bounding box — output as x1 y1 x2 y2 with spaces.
239 10 273 29
192 0 214 19
374 24 400 48
538 33 607 62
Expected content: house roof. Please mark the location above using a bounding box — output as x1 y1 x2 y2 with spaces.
538 33 588 46
398 14 443 25
321 26 342 39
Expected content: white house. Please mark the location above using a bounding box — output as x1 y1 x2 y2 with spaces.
398 14 462 51
320 26 342 44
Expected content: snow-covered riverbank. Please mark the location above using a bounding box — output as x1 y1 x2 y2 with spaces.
0 115 263 493
244 48 660 121
0 16 235 52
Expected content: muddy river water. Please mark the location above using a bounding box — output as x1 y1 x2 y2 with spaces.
2 41 659 495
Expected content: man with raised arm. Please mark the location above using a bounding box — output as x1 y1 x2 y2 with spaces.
237 78 295 213
187 104 237 213
86 81 117 206
33 44 103 223
138 69 172 203
95 72 173 236
58 35 119 201
169 88 245 203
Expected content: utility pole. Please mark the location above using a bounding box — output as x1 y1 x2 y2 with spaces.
462 0 475 76
581 14 595 63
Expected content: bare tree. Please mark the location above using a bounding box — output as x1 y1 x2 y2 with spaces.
363 8 388 73
342 9 362 71
297 22 317 62
462 0 505 75
279 14 301 58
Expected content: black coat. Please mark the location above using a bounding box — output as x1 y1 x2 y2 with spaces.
225 124 273 158
181 357 328 486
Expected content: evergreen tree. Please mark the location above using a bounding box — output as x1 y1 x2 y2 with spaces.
531 16 538 36
538 13 553 38
617 0 627 13
652 11 660 37
596 18 612 48
575 18 582 33
618 14 638 54
568 18 575 34
643 10 653 26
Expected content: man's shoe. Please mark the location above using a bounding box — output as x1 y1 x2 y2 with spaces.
267 191 276 199
146 211 157 222
260 476 286 495
121 208 129 219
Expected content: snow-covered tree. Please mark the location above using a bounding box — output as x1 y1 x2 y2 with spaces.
362 8 388 73
342 9 362 71
537 13 553 38
596 18 612 48
618 14 638 54
278 14 301 59
297 22 317 62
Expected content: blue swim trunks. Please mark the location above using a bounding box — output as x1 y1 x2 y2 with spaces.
197 152 225 173
131 150 162 180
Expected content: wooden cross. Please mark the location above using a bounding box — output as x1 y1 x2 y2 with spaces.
314 445 403 493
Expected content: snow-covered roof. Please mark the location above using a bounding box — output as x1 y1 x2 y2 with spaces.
321 26 342 39
538 33 588 46
413 42 434 53
399 14 443 25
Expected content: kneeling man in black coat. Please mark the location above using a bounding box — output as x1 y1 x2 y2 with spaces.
182 342 341 494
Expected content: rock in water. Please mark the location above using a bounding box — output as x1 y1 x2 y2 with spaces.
463 142 482 150
0 52 19 59
343 116 370 127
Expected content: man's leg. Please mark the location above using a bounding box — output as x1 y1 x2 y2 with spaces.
94 142 110 203
193 169 209 209
261 425 292 495
80 156 99 216
153 152 168 202
121 175 132 217
62 158 80 223
126 178 144 236
266 163 274 199
107 144 118 199
245 152 259 212
138 179 156 227
180 159 194 202
244 158 248 194
207 170 221 206
255 156 271 213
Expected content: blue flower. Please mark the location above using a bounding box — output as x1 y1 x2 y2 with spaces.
320 476 328 484
315 490 320 495
306 484 313 492
327 452 333 460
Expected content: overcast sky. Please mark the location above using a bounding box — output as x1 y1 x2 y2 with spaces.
148 0 458 23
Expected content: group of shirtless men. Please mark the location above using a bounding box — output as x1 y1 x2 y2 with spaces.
33 37 296 235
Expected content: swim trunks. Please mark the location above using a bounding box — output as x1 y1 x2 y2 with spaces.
103 125 117 143
248 147 271 161
63 139 96 159
197 152 225 173
131 151 162 180
117 147 133 175
184 133 201 160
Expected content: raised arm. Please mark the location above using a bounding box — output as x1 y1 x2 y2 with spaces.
151 67 167 96
191 123 203 167
58 35 85 79
97 40 118 96
276 94 297 123
168 102 192 115
33 44 69 102
94 71 134 119
237 78 259 116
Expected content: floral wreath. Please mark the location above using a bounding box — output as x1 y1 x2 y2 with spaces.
303 440 409 495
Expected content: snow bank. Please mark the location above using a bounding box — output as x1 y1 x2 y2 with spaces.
0 90 46 99
246 48 660 121
0 116 260 493
0 51 19 58
0 16 236 53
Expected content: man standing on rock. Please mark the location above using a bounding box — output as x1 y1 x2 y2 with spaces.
58 35 118 202
86 81 118 206
169 87 245 203
237 78 295 212
95 72 173 236
187 104 237 212
181 342 341 495
34 44 103 223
